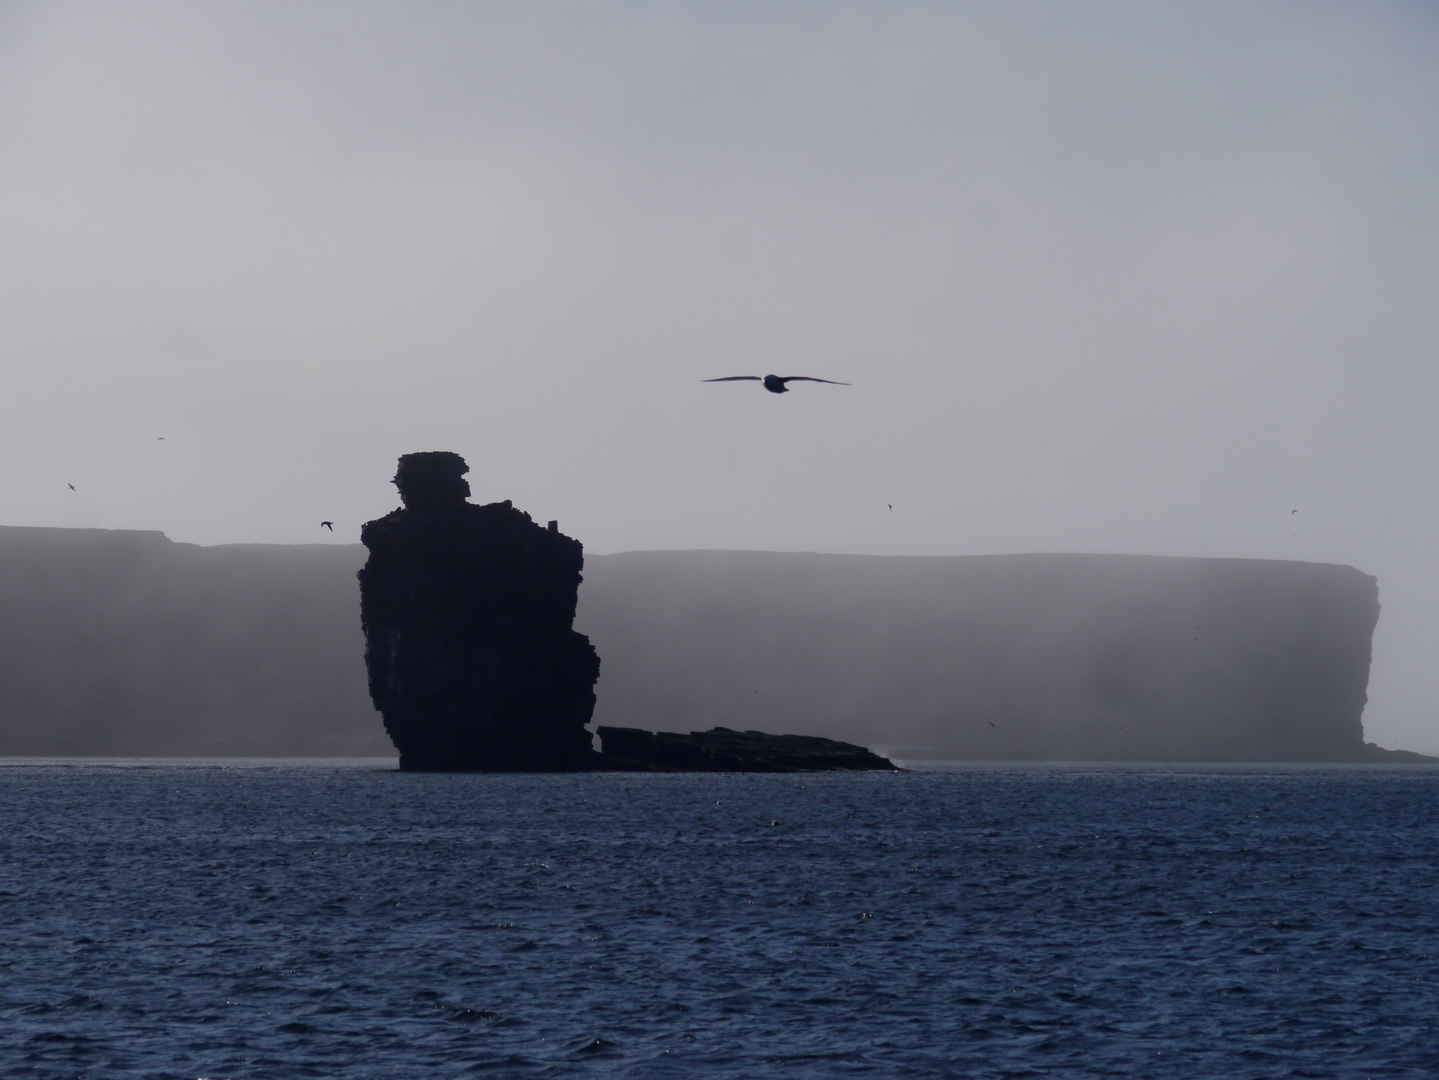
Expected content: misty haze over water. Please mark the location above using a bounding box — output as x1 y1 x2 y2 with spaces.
0 526 1404 762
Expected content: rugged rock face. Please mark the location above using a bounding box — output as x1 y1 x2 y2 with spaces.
358 452 600 770
598 726 898 771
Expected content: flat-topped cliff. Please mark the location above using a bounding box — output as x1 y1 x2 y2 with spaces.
0 527 375 756
0 526 1414 761
578 550 1393 762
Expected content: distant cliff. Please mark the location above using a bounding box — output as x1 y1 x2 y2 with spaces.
578 550 1396 762
0 526 1413 761
0 527 376 756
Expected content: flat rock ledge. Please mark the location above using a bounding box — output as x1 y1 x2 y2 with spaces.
596 726 899 772
1356 742 1437 763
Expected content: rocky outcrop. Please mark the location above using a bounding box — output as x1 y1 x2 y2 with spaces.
1356 742 1434 763
353 454 896 773
598 726 897 771
358 453 600 770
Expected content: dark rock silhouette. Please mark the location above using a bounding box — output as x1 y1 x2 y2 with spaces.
598 726 898 771
358 452 600 770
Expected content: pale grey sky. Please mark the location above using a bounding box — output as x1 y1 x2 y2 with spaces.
3 1 1438 751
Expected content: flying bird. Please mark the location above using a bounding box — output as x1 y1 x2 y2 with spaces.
703 374 850 394
320 521 334 531
67 484 75 491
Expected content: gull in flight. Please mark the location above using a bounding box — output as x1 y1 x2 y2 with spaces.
703 374 850 394
320 521 334 531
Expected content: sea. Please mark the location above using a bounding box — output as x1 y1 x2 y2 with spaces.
1 761 1436 1079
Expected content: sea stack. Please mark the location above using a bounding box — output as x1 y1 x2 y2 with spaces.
357 452 601 770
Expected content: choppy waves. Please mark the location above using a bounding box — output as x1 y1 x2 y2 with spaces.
1 761 1436 1077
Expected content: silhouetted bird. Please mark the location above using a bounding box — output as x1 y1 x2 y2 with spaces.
887 504 892 510
67 484 75 491
320 521 334 531
987 721 996 728
703 374 850 394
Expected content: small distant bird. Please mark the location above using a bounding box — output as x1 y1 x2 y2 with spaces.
67 483 75 491
987 721 996 728
887 504 892 511
1291 509 1297 515
703 374 851 394
320 521 334 531
157 437 165 440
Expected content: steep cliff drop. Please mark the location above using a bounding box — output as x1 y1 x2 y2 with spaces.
358 452 601 771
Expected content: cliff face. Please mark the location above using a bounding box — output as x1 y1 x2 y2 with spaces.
578 552 1383 762
0 528 1396 761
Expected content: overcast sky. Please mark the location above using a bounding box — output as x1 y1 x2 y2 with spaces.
2 1 1437 752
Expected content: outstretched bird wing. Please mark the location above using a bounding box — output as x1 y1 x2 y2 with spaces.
775 376 851 385
702 376 763 382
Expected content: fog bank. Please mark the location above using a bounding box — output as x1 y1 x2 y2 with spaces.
0 526 1403 761
580 550 1383 761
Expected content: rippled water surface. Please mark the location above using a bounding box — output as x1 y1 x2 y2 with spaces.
2 760 1437 1078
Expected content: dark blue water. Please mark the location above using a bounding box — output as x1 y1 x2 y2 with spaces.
1 761 1436 1079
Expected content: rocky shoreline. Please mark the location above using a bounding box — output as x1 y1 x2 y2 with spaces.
595 726 899 772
